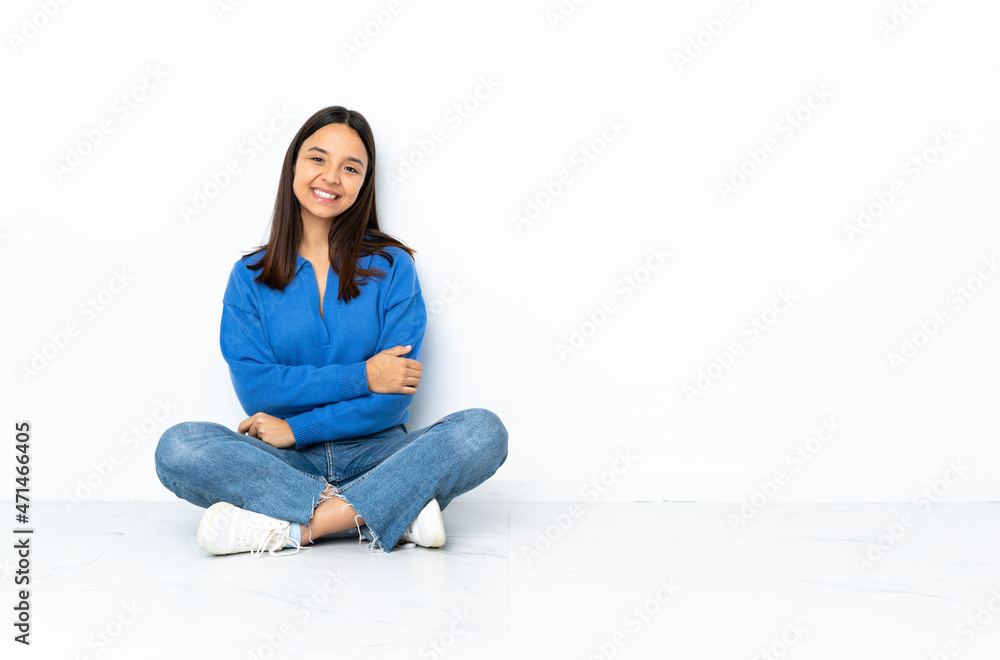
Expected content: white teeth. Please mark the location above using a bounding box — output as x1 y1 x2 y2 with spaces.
313 188 338 200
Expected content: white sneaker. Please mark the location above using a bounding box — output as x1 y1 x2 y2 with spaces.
398 498 446 548
197 502 303 557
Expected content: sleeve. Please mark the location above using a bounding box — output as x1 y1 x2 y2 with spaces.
220 262 371 417
285 250 427 448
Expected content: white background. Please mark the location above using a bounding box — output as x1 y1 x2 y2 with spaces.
3 0 998 506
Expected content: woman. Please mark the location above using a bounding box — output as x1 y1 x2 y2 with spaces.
154 106 508 556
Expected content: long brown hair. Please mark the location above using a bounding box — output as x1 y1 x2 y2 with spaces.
243 106 415 302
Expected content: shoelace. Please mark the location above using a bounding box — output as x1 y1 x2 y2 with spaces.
249 528 305 558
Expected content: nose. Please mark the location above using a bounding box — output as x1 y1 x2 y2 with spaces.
320 164 341 185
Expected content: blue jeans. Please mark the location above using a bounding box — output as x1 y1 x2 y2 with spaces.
154 408 507 552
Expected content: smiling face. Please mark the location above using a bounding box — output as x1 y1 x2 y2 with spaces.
292 122 369 226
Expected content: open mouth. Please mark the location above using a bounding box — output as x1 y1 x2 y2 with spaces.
311 188 341 203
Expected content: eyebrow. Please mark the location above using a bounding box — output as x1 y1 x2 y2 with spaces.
306 146 365 168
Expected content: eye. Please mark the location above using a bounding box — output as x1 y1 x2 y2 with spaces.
346 166 359 173
310 157 324 163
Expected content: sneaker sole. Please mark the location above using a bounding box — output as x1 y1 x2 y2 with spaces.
197 501 236 555
413 498 446 548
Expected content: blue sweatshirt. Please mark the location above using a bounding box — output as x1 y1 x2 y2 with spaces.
219 244 426 448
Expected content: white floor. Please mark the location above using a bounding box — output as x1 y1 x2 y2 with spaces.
6 501 1000 659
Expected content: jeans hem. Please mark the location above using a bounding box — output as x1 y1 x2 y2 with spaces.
329 486 388 554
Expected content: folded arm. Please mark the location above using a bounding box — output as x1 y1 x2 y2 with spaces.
220 269 371 417
287 288 427 448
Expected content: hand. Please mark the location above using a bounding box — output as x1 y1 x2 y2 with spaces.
366 345 422 394
238 413 295 449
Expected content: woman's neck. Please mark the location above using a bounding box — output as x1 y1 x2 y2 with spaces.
299 214 332 260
